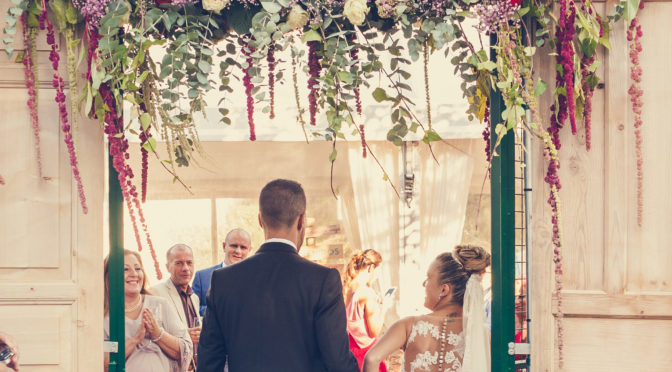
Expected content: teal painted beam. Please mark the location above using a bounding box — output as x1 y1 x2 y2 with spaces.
490 34 516 372
108 144 126 372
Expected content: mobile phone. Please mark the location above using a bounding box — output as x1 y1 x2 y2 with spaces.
384 287 397 297
0 344 14 365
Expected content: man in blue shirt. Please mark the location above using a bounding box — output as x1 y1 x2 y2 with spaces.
192 228 252 316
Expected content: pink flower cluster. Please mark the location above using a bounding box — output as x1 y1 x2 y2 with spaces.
627 2 644 226
22 14 42 178
415 0 453 18
548 0 576 150
41 9 88 214
101 84 162 279
359 124 367 158
473 0 521 35
267 44 276 120
170 0 199 6
349 35 363 116
580 9 602 151
139 119 151 204
242 40 256 141
307 41 321 126
71 0 110 26
482 100 491 165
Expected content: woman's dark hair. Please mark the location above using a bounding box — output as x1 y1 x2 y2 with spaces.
342 249 383 301
104 250 151 315
435 244 491 305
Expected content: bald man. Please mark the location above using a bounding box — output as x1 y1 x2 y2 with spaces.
192 229 252 316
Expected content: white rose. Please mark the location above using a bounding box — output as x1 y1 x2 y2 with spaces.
287 5 309 30
202 0 230 14
343 0 369 26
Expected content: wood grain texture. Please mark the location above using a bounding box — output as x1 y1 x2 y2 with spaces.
531 2 672 371
0 2 104 370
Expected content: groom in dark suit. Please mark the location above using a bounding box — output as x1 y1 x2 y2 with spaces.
198 179 359 372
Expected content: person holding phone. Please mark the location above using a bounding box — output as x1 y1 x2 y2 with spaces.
342 249 390 372
0 331 19 372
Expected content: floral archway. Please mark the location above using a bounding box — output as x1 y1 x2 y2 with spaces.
2 0 645 366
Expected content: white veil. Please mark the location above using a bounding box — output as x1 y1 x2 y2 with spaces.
461 274 491 372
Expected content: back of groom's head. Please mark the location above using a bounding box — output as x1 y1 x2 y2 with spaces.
259 179 306 230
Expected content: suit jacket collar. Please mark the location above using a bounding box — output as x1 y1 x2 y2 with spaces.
163 279 200 323
257 241 300 255
164 279 187 323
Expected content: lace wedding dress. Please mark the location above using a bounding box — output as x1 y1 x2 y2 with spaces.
401 314 465 372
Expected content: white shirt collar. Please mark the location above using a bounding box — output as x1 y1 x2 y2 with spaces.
220 261 228 268
264 238 297 251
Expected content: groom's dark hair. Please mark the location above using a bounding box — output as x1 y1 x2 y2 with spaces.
259 179 306 230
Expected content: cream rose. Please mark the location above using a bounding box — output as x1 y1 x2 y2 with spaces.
202 0 230 14
287 5 309 30
343 0 369 26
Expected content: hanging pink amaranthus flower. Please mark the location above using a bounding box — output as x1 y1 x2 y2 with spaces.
548 0 576 149
581 11 602 151
86 27 161 278
41 8 88 213
242 40 256 141
267 44 276 119
359 124 367 158
307 41 321 126
22 14 42 178
482 100 491 165
628 2 644 226
564 2 577 135
139 123 151 203
101 84 162 279
350 34 363 116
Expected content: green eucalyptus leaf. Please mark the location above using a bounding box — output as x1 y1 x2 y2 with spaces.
142 137 157 152
260 0 282 13
534 79 547 97
198 60 212 73
372 88 388 102
422 130 441 143
140 113 151 131
587 60 600 73
301 29 322 43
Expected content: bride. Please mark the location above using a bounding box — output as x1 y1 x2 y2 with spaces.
363 245 491 372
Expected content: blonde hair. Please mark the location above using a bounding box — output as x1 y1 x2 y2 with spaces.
342 249 382 301
434 244 491 305
104 250 152 315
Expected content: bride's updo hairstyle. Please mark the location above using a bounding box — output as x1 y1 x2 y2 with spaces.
436 244 491 305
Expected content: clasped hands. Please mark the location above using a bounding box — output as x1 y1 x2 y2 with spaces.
131 309 163 344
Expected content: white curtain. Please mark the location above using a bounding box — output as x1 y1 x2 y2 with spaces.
342 142 400 307
400 143 474 316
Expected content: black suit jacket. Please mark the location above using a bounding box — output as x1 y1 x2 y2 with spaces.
198 242 359 372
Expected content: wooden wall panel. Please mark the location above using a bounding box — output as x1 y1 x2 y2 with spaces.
627 2 672 294
0 304 74 370
0 2 104 370
555 44 607 292
532 2 672 372
0 89 68 272
563 318 672 371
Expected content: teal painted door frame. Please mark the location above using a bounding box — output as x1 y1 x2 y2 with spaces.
489 32 518 372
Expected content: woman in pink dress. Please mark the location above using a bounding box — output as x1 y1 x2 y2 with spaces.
343 249 389 372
